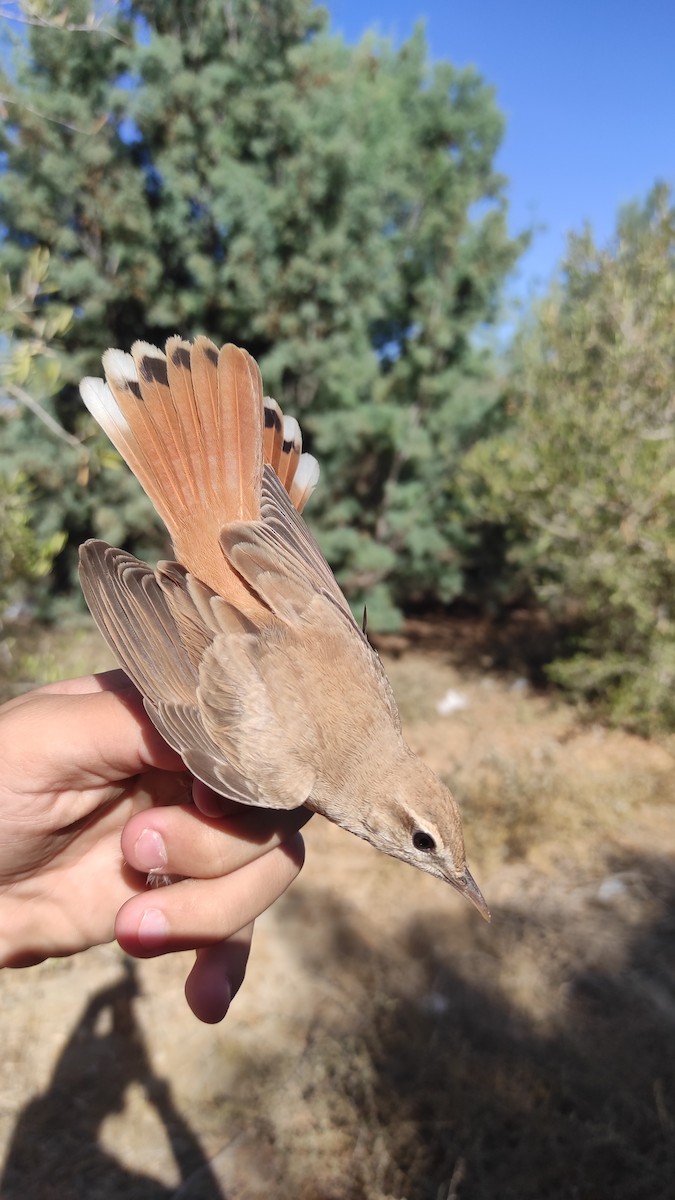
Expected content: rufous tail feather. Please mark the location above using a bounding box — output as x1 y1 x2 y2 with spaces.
80 338 320 593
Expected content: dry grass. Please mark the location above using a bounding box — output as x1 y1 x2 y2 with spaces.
214 856 675 1200
1 624 674 1199
0 619 115 702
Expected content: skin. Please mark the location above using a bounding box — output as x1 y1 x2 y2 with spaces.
0 669 308 1023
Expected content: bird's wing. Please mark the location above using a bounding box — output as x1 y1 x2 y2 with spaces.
79 540 312 808
220 465 360 627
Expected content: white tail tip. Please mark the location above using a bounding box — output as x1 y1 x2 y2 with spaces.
80 376 130 435
290 453 320 511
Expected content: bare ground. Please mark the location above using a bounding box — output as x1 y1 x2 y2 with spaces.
1 623 674 1199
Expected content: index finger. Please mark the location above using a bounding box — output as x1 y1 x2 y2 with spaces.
1 685 183 794
33 668 134 697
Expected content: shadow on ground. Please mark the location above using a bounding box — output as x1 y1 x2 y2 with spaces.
375 607 567 684
0 960 224 1200
2 849 674 1200
241 848 675 1200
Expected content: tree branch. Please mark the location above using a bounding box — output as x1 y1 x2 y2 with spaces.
4 380 85 451
0 2 128 42
0 93 109 136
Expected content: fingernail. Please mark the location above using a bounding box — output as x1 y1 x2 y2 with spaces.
138 907 169 949
134 828 167 872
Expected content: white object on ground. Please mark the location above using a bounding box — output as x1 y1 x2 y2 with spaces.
436 689 469 716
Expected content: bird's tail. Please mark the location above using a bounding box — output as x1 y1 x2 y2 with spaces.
80 337 319 592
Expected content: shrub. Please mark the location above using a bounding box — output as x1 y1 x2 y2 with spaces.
462 185 675 732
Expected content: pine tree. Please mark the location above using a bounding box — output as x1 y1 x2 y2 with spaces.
1 0 522 623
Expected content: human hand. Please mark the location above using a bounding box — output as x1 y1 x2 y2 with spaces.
0 670 307 1021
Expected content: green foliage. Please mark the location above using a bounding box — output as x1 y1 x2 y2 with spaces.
0 0 522 623
0 249 69 616
462 185 675 731
0 471 64 616
1 247 72 393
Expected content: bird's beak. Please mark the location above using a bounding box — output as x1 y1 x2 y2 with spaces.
452 866 491 922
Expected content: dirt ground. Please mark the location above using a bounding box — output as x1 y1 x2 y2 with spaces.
1 623 674 1199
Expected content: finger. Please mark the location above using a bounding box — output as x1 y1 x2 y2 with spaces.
4 670 135 714
6 686 183 792
194 779 270 818
192 779 240 817
193 779 307 821
121 803 312 880
114 834 305 958
34 669 133 697
184 928 254 1024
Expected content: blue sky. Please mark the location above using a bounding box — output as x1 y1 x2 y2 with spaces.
326 0 674 304
2 0 671 309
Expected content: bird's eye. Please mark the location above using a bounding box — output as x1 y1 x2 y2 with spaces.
412 830 436 853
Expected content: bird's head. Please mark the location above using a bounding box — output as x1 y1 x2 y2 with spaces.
338 750 490 921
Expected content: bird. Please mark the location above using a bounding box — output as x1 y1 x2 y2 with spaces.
78 336 489 920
